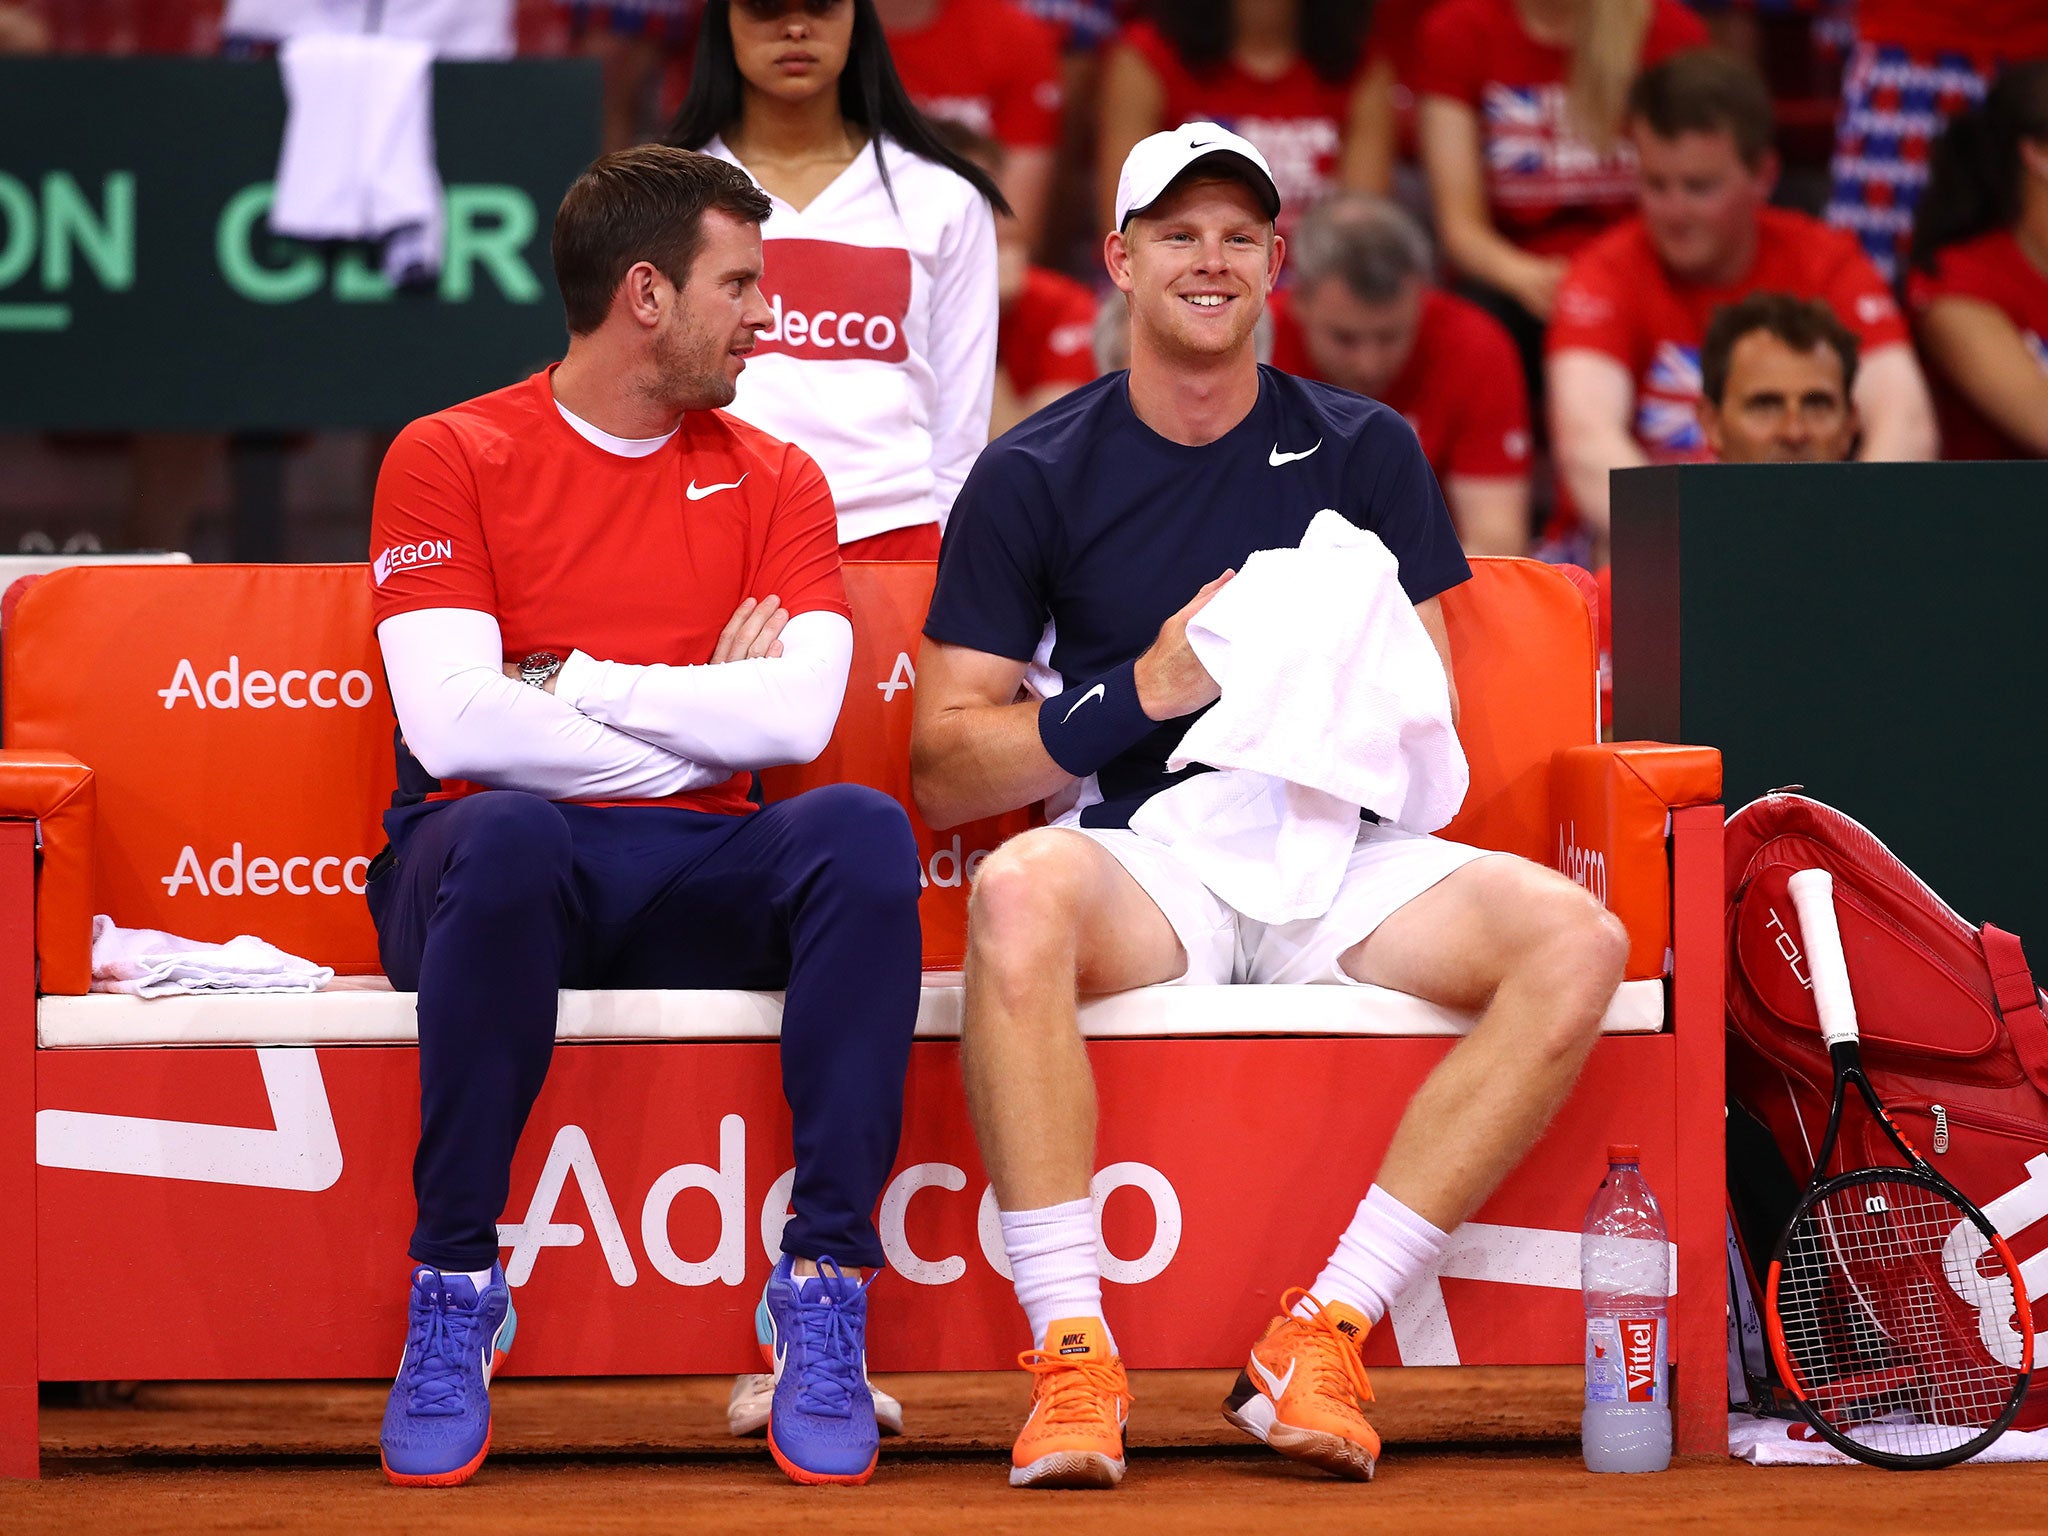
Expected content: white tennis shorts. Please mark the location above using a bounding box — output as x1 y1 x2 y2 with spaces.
1073 821 1500 987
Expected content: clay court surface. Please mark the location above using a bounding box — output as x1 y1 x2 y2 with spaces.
6 1367 2044 1534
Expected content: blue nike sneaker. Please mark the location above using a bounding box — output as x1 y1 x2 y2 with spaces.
762 1255 881 1485
379 1264 516 1487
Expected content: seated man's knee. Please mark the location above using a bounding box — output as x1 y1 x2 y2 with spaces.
1514 873 1629 1046
800 784 921 903
450 793 574 900
967 832 1091 970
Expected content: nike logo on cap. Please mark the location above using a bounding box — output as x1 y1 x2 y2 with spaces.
1062 683 1107 721
1269 440 1322 467
686 474 748 500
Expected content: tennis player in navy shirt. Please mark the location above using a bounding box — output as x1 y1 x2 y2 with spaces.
913 124 1629 1491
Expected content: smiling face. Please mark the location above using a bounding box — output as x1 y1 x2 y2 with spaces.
728 0 854 108
1108 176 1281 366
647 209 772 412
1634 126 1774 284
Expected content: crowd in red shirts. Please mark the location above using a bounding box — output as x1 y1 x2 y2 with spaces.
7 0 2045 565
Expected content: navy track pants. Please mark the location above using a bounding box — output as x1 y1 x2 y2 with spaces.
366 784 923 1272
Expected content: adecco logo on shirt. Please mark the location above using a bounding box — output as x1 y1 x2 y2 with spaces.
755 239 911 363
158 656 377 710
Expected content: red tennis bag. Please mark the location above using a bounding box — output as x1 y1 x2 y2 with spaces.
1724 791 2048 1427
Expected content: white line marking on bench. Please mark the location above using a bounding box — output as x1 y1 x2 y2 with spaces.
35 1048 343 1191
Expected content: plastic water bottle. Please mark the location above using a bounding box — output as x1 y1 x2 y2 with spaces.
1581 1144 1672 1472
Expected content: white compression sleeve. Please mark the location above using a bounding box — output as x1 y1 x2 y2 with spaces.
923 195 998 531
377 607 726 802
550 610 853 772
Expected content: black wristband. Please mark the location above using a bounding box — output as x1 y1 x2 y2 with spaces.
1037 659 1155 777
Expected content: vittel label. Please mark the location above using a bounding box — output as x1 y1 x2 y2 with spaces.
1585 1316 1664 1404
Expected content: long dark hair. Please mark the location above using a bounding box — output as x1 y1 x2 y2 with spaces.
1151 0 1372 88
1911 60 2048 272
664 0 1009 216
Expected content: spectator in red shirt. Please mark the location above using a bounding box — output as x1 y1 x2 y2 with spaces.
1271 193 1534 555
1548 48 1935 559
875 0 1062 249
1825 1 2048 284
1696 291 1861 462
1906 60 2048 461
1098 0 1387 240
1414 0 1708 330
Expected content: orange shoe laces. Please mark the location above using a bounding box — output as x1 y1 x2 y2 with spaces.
1016 1347 1134 1430
1278 1289 1376 1407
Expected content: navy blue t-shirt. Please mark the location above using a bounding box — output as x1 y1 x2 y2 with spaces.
925 365 1471 828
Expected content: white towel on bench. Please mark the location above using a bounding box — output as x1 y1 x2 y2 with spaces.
91 915 334 999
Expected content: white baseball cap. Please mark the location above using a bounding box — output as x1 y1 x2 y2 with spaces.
1113 122 1281 231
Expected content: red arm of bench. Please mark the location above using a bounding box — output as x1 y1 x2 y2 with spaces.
1551 742 1723 980
0 749 94 995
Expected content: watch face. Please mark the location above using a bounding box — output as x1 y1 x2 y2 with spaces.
522 651 562 673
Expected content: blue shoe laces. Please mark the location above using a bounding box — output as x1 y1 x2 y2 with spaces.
787 1258 877 1419
402 1272 485 1419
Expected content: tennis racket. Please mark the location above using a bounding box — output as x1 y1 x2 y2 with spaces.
1764 868 2035 1469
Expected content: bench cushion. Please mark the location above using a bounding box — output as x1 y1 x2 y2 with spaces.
35 974 1665 1047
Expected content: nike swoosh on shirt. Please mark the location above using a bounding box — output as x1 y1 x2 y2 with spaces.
1249 1353 1296 1400
1269 441 1322 467
686 474 749 500
1062 683 1107 722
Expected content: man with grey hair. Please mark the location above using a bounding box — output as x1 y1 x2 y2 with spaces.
1272 195 1532 556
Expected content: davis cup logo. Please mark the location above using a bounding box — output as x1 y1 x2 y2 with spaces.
372 537 454 586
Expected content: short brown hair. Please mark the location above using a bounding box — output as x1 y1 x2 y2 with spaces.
552 146 773 335
1699 291 1859 405
1627 48 1776 167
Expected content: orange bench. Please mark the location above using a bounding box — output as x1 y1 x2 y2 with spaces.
0 559 1724 1477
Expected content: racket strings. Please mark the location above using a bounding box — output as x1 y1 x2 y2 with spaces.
1777 1177 2025 1460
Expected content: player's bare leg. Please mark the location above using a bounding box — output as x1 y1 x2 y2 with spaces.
1343 856 1628 1231
1224 855 1626 1481
960 826 1185 1488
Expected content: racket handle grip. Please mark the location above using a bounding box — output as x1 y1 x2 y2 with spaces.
1789 868 1860 1048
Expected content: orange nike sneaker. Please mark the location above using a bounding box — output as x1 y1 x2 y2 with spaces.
1221 1290 1380 1480
1009 1318 1133 1489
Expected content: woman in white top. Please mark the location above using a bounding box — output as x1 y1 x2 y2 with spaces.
667 0 1006 557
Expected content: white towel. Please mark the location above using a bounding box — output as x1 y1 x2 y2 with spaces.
90 915 334 999
1728 1411 2048 1465
271 33 443 284
1129 510 1468 925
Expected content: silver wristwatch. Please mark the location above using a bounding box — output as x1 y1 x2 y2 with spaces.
519 650 564 688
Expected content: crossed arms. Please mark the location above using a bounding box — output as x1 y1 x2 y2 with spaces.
379 597 852 802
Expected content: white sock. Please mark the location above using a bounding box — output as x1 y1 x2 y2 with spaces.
1298 1184 1450 1326
446 1265 496 1295
1000 1198 1112 1350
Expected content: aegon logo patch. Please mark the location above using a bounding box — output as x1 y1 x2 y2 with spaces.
754 239 911 364
372 537 454 585
158 656 375 710
162 843 371 897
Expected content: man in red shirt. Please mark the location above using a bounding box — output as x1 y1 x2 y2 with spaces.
875 0 1062 249
1548 48 1935 559
1271 193 1531 556
1697 291 1862 464
365 146 920 1489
